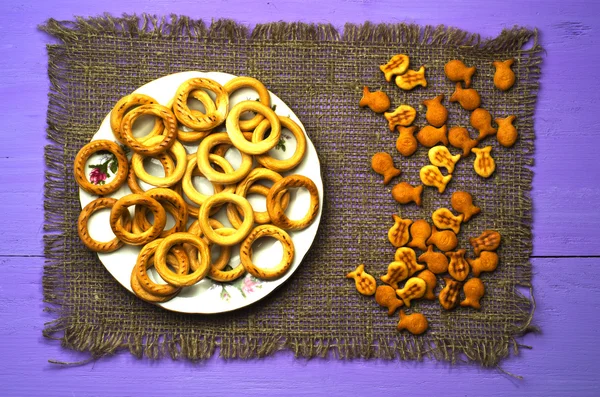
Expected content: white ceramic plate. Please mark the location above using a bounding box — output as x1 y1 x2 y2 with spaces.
79 71 323 314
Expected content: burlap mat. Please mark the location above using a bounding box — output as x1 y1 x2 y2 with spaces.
41 15 542 367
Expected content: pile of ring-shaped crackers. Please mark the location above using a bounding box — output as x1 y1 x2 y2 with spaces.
74 76 320 304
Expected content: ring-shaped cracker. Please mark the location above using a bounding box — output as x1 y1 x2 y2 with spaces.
127 151 175 194
207 228 247 283
131 136 187 187
132 188 188 238
266 174 320 231
246 184 291 218
167 89 217 143
223 77 271 131
254 116 307 172
226 167 290 227
199 192 254 246
187 220 233 272
74 140 129 196
186 219 211 246
225 100 281 155
110 194 166 246
240 224 295 280
173 78 229 131
120 104 178 156
134 239 190 297
110 93 163 144
77 197 132 253
197 132 253 184
130 267 180 303
182 154 236 206
154 232 211 287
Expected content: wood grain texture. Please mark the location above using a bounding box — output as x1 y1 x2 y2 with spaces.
1 0 599 395
1 258 598 396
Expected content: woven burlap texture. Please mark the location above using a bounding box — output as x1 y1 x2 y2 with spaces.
41 15 542 366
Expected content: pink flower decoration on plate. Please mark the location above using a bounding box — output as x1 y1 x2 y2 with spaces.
242 276 261 294
89 168 107 185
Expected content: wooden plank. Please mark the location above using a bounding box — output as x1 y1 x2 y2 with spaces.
0 257 598 395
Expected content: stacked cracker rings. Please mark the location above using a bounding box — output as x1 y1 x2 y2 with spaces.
74 76 319 304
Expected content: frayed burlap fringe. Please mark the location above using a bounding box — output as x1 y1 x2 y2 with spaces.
41 13 538 50
41 14 541 368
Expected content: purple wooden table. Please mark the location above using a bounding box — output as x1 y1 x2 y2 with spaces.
1 0 599 395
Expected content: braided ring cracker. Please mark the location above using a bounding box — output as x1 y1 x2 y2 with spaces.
110 93 164 144
266 174 320 231
196 132 253 184
133 188 188 238
110 194 166 246
186 219 232 271
167 89 217 143
134 239 190 297
173 77 229 131
226 167 290 227
130 247 186 303
182 154 235 206
226 100 281 155
127 151 175 194
131 136 186 187
77 197 131 253
240 224 295 280
154 232 211 287
120 104 178 156
130 269 179 303
207 228 247 283
223 77 271 131
198 192 254 246
74 139 129 196
254 116 307 172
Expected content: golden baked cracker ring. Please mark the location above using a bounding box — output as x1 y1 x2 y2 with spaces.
187 221 233 273
199 192 254 246
173 77 229 131
209 131 254 158
247 184 291 216
254 116 307 172
197 132 253 184
74 139 129 196
132 201 180 237
77 197 132 253
225 100 281 155
207 228 246 283
110 194 166 246
223 77 271 131
187 218 222 247
120 104 178 156
181 153 233 217
134 239 190 297
133 188 188 238
110 93 163 144
154 232 211 287
127 151 175 194
266 174 320 231
131 136 187 187
181 154 236 206
226 167 290 227
135 252 185 299
167 89 217 143
212 143 230 158
240 224 295 280
130 266 179 303
243 184 291 225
